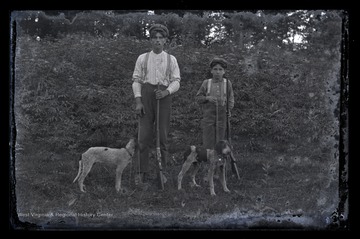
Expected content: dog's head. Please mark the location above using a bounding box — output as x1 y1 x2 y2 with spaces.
126 138 137 157
215 140 232 156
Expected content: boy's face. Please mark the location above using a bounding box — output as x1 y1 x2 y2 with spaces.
211 64 225 79
150 32 167 52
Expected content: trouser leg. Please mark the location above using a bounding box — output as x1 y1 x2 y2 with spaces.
159 94 172 168
135 83 172 173
135 85 155 173
201 106 227 150
202 123 215 150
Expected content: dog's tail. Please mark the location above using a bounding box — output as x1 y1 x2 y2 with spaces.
72 156 82 183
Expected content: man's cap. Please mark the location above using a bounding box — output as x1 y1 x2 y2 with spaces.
210 57 228 69
149 24 169 38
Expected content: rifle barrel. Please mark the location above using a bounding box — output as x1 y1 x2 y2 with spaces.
226 80 240 180
156 83 164 190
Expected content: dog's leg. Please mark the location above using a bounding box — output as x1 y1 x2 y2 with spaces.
73 159 82 183
77 157 94 193
189 162 201 188
219 163 230 193
115 161 129 193
208 163 217 196
178 150 197 190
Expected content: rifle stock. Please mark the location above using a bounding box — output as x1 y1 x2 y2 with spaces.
229 149 240 179
156 83 165 190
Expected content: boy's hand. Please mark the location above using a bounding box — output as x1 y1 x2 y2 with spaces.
206 96 218 103
154 89 169 99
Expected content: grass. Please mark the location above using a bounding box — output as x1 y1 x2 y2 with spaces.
13 140 338 230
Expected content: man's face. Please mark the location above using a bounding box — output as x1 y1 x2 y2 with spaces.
150 32 166 51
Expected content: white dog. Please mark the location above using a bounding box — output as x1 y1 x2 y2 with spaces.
73 138 136 193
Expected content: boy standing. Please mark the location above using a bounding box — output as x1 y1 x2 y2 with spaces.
132 24 181 185
196 57 234 149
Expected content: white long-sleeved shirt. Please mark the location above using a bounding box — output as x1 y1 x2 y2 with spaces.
132 51 181 98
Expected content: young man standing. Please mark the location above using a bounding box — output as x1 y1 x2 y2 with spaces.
132 24 181 186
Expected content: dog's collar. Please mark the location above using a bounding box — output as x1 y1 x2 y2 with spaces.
126 148 134 157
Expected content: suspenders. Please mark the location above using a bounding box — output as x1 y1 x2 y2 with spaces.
143 52 171 82
207 78 227 96
207 78 228 106
165 53 171 79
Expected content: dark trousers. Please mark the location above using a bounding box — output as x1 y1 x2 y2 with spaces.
136 83 172 173
201 103 226 149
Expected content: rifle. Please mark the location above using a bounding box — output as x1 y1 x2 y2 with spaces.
226 79 240 180
215 98 219 146
156 82 165 190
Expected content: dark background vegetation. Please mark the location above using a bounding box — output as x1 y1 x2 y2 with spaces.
11 10 347 230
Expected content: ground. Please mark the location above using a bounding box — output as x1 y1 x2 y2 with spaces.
13 139 339 230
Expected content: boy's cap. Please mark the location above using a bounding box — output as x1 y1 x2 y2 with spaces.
210 57 228 69
149 24 169 38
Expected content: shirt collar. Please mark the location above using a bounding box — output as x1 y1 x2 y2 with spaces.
150 50 165 56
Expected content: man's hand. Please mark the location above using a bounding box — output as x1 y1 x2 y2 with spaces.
135 97 145 117
154 89 169 100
